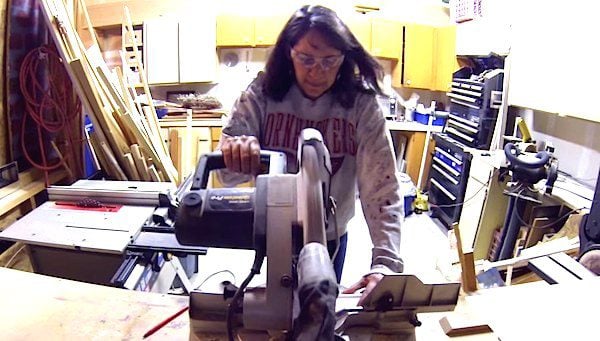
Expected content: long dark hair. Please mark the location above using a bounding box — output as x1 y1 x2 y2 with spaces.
263 5 384 108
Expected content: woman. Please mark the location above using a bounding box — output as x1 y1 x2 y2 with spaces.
218 5 403 305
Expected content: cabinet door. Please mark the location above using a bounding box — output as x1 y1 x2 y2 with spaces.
432 25 458 92
179 16 217 83
370 19 402 59
402 24 434 89
343 14 371 51
254 15 287 46
216 15 254 47
144 18 179 84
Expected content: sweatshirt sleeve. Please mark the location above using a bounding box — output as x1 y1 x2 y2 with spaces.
354 94 404 274
216 77 266 186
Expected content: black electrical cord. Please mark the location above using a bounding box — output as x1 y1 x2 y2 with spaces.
194 270 236 291
226 250 264 341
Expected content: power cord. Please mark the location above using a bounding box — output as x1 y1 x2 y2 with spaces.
226 250 264 341
19 44 82 184
194 269 236 291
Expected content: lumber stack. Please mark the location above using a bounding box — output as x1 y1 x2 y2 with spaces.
38 0 177 183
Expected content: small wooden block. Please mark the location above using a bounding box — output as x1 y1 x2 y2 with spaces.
439 315 493 337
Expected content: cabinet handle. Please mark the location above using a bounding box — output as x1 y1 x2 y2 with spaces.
406 79 411 85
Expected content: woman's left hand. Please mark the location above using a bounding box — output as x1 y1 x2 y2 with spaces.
342 273 384 306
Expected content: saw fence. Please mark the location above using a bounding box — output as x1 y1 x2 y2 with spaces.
39 0 178 183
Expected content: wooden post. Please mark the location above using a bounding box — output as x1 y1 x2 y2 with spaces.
453 223 478 293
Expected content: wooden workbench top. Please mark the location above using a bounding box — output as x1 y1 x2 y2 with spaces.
0 268 189 340
8 266 595 340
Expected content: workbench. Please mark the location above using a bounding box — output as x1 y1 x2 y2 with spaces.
0 268 466 340
0 267 189 340
3 266 597 340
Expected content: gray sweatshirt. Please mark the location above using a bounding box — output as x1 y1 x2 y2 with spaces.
218 77 404 274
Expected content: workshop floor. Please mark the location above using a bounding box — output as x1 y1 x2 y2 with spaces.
340 200 452 288
192 200 455 292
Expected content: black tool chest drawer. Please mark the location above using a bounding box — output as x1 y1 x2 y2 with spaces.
428 133 472 228
446 70 503 150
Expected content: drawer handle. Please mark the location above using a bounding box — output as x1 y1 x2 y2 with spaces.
432 164 459 185
434 147 462 165
431 178 457 201
433 156 460 177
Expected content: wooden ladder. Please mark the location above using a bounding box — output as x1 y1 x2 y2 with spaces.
120 7 171 175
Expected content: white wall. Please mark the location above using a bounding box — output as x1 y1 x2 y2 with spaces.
516 109 600 188
504 0 600 188
452 0 512 56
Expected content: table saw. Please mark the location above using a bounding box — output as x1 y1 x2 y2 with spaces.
0 179 206 292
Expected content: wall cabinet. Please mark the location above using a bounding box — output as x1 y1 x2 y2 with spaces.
144 16 217 84
396 23 435 89
342 14 372 53
371 19 403 59
342 15 403 60
216 14 287 47
392 24 457 91
432 25 458 92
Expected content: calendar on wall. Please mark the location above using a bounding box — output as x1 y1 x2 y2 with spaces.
450 0 483 23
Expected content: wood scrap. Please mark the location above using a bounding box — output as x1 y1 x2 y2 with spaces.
50 141 74 181
122 153 140 181
0 168 66 217
99 140 126 180
130 144 150 181
88 131 114 179
439 315 493 337
483 237 580 272
453 223 478 293
147 165 160 182
168 129 183 183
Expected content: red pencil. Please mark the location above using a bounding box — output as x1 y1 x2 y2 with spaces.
143 305 189 339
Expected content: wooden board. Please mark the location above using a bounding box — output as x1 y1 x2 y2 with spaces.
453 223 478 293
130 143 150 181
466 277 600 340
122 152 140 181
0 267 189 339
0 169 66 217
439 315 493 337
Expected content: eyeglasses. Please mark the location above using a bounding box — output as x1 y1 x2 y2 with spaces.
290 48 344 70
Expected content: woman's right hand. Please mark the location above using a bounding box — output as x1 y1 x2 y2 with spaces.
220 135 262 175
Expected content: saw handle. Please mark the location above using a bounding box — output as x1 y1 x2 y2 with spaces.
190 151 286 190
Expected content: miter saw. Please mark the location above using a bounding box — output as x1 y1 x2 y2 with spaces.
174 128 462 340
175 128 339 340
